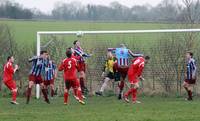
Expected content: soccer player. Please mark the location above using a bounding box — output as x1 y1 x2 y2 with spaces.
108 44 142 99
183 51 197 101
95 51 116 96
26 50 50 104
43 54 57 98
59 49 85 105
124 56 150 103
73 40 91 95
3 56 19 104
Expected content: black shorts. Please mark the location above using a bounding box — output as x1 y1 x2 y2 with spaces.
114 72 120 82
185 79 196 84
106 72 114 79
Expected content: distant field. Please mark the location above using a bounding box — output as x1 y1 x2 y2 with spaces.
0 96 200 121
0 20 178 46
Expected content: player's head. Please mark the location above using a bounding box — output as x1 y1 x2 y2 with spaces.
186 51 193 59
67 47 74 53
144 56 150 64
73 40 80 47
66 49 72 58
119 43 126 48
7 56 14 63
47 53 50 60
40 50 48 59
107 51 113 59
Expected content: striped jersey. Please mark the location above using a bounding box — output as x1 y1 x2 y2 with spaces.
186 58 197 80
29 56 45 76
44 60 56 81
74 47 90 62
108 48 142 67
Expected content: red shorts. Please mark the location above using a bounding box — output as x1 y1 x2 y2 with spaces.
44 79 54 86
65 79 79 90
77 62 86 72
29 74 43 84
184 79 196 84
128 75 139 84
4 80 17 90
113 63 129 79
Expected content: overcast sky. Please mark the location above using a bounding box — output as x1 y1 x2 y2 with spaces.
15 0 165 13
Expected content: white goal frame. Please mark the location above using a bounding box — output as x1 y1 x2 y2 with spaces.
35 28 200 99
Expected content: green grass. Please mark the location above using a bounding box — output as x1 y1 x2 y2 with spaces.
0 20 177 45
0 96 200 121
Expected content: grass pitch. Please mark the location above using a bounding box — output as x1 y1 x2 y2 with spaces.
0 96 200 121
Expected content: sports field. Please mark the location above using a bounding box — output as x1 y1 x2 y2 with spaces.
0 20 176 44
1 20 200 121
0 96 200 121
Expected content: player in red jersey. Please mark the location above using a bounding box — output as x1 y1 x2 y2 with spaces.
124 56 150 103
3 56 19 104
59 49 85 105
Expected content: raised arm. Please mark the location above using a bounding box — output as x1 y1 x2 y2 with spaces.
107 48 116 52
28 56 38 62
128 49 143 57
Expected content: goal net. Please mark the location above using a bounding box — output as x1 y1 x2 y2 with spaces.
36 29 200 98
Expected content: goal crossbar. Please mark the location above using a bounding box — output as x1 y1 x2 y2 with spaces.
37 28 200 55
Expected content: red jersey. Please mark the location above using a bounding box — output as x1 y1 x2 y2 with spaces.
59 57 77 81
128 57 145 77
72 54 81 61
3 62 14 82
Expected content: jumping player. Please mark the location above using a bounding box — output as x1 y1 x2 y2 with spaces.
3 56 19 104
124 56 150 103
59 49 85 105
44 54 57 98
26 50 50 104
108 44 142 99
95 51 116 96
73 40 91 95
183 51 197 101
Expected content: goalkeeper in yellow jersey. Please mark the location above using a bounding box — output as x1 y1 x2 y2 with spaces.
95 51 117 96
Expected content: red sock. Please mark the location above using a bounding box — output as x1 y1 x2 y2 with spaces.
77 89 83 100
42 89 49 102
12 91 17 101
51 89 54 97
64 92 69 103
80 77 85 89
26 87 32 103
124 88 134 97
118 81 124 92
132 88 137 102
188 90 192 99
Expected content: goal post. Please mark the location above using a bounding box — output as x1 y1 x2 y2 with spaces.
36 29 200 99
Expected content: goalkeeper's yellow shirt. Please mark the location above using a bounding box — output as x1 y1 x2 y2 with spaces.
104 57 116 73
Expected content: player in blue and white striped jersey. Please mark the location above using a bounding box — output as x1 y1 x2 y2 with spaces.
44 55 57 98
183 51 197 101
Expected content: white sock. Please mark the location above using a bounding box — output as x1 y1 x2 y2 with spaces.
100 78 110 92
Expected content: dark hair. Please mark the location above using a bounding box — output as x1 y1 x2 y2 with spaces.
7 56 12 61
187 51 193 57
67 47 72 50
66 50 72 58
73 40 78 45
40 50 47 55
145 56 150 60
